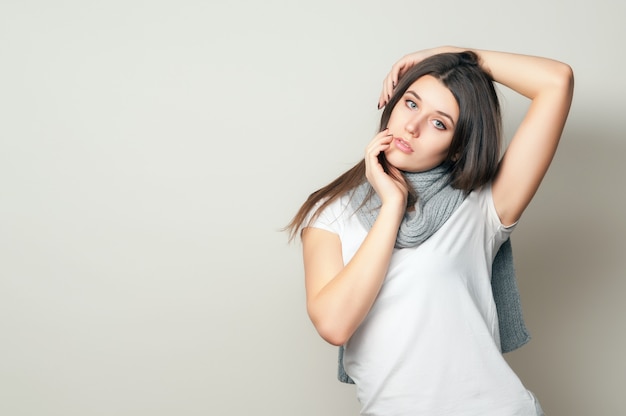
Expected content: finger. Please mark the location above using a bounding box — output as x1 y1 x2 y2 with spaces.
367 128 391 142
391 61 406 88
365 130 392 157
378 75 395 109
379 60 410 108
379 63 400 108
366 136 390 152
368 128 392 147
378 82 389 109
385 74 394 99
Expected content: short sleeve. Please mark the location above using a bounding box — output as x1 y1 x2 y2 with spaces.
479 184 517 248
303 197 345 237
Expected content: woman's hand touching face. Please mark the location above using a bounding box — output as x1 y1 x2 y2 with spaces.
364 129 408 208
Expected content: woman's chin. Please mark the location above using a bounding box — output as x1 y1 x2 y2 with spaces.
385 157 422 173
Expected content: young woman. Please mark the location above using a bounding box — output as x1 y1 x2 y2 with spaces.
287 46 573 415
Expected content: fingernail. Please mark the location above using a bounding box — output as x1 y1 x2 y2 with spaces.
377 103 381 110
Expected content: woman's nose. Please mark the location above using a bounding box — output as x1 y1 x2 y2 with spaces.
405 115 421 137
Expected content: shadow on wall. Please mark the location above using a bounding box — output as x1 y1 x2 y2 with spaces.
505 120 626 416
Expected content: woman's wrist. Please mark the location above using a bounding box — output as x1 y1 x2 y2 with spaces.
379 199 407 221
434 45 466 56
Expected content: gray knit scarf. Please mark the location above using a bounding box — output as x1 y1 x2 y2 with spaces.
337 164 530 384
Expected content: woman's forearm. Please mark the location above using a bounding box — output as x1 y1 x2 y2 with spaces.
435 46 574 99
305 203 404 346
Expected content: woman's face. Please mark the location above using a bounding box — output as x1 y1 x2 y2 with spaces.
384 75 459 173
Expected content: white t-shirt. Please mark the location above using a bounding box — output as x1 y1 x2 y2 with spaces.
309 185 541 416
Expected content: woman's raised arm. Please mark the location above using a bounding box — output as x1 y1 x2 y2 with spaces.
478 49 574 225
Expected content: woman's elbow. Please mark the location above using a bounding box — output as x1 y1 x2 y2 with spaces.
556 62 575 93
316 324 350 347
308 308 352 346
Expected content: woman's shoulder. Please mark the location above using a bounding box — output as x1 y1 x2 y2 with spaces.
305 193 356 234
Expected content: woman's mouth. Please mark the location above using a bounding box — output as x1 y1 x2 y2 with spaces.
394 137 413 154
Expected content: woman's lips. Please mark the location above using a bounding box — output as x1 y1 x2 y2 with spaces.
394 137 413 154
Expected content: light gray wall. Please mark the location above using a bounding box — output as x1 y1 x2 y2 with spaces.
1 1 623 415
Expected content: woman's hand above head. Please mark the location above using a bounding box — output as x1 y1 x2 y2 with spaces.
365 129 408 210
378 46 461 109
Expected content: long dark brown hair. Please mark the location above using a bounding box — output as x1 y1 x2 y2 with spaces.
286 51 502 241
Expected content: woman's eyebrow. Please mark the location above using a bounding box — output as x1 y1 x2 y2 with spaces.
406 90 456 128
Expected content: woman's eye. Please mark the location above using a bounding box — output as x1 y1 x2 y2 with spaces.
433 120 446 130
406 100 417 109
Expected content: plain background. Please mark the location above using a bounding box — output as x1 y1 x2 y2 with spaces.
1 1 624 415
